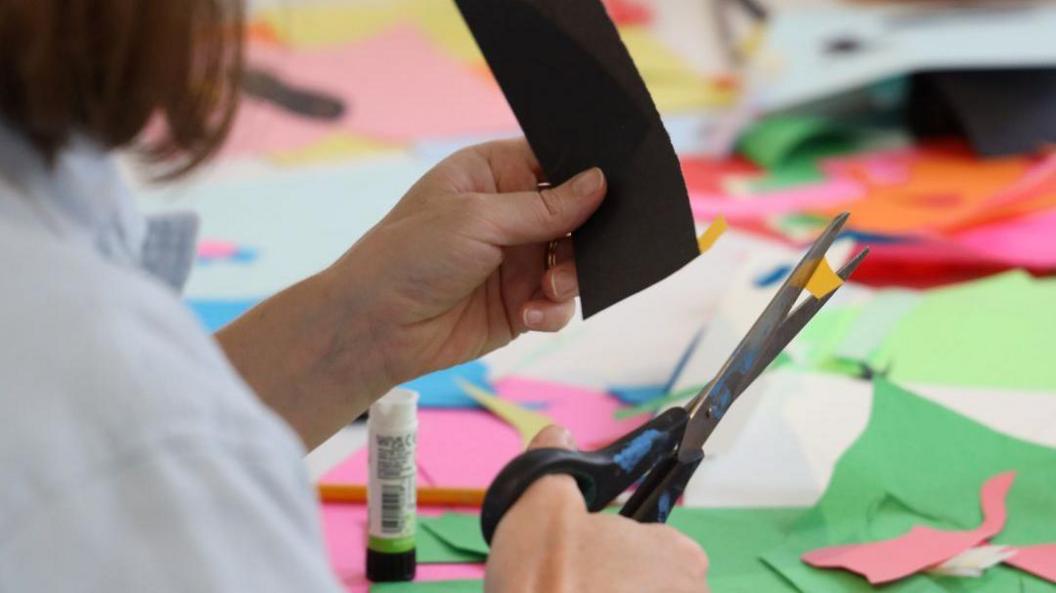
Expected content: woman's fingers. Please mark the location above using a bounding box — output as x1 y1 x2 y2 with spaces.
520 299 576 332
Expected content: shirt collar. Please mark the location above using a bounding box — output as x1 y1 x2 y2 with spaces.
0 122 197 292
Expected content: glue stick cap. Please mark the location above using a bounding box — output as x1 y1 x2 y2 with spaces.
368 388 418 433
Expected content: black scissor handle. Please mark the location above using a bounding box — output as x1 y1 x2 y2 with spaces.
620 449 704 523
480 407 688 544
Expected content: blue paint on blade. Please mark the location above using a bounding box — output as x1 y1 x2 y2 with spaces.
658 491 672 523
613 429 664 472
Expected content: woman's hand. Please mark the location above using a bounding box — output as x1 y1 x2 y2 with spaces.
486 426 710 593
217 139 603 448
327 138 606 390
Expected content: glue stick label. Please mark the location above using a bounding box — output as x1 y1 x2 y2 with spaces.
368 432 417 553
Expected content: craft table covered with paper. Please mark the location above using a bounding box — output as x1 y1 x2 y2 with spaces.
134 0 1056 591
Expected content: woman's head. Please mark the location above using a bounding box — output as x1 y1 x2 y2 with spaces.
0 0 244 178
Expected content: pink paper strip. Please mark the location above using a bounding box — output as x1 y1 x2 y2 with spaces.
1006 544 1056 583
197 239 240 259
802 472 1016 585
689 178 863 222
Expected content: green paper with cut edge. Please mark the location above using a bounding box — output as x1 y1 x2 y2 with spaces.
417 517 485 564
762 378 1056 592
415 508 806 591
371 579 483 593
872 271 1056 391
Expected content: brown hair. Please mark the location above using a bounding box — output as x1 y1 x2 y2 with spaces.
0 0 244 178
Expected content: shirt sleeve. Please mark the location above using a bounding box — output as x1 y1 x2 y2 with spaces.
0 432 346 593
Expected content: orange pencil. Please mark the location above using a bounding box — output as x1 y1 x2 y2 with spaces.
318 483 486 507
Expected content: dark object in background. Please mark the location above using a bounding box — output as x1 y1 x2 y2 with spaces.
242 67 346 121
907 69 1056 157
456 0 700 317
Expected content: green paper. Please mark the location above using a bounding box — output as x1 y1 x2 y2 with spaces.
791 304 862 368
416 517 485 564
418 514 489 557
736 115 860 170
417 507 805 592
873 271 1056 391
762 378 1056 592
371 579 482 593
833 290 919 363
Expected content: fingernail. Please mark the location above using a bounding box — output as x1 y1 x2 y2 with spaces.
559 428 577 450
571 167 603 197
550 268 577 299
524 308 544 328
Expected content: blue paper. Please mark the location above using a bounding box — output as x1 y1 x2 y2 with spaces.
403 360 492 408
187 298 259 332
609 384 668 405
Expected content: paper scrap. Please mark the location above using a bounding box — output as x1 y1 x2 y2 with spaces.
609 384 667 405
762 379 1056 592
803 258 843 300
456 0 700 317
417 521 485 565
371 580 483 593
186 298 258 332
697 216 728 253
404 361 493 409
268 133 404 166
456 379 553 446
223 25 517 158
802 472 1016 584
690 178 863 223
928 545 1017 578
1006 544 1056 583
419 514 489 557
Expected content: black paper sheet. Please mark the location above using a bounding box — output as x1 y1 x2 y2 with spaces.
908 68 1056 157
455 0 699 317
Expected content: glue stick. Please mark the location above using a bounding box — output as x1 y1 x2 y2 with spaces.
366 388 418 582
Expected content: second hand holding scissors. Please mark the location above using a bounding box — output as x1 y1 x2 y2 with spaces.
480 213 866 543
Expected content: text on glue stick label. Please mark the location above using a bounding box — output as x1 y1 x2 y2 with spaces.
368 432 416 553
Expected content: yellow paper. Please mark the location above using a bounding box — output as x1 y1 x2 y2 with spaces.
457 379 553 446
257 4 402 47
268 134 404 167
697 216 728 253
805 258 843 299
619 27 735 113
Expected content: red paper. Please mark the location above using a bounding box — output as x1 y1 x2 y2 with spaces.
1006 544 1056 583
802 472 1016 585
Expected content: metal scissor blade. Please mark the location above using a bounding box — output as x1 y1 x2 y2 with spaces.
676 213 850 460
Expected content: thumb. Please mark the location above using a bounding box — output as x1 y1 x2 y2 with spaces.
477 167 606 246
527 425 578 451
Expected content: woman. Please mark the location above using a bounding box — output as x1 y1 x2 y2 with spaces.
0 2 709 591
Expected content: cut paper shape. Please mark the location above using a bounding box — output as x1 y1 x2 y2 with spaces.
609 384 667 405
371 580 483 593
831 290 919 363
804 258 843 300
320 504 486 593
802 471 1016 584
186 298 258 332
419 514 489 557
737 115 861 171
1007 544 1056 583
762 379 1056 593
951 209 1056 269
456 0 700 317
404 361 492 409
456 380 553 446
872 271 1056 392
411 507 805 590
755 263 793 288
928 545 1017 578
223 25 517 158
690 178 863 223
196 240 258 264
697 216 728 253
417 521 485 564
268 133 404 166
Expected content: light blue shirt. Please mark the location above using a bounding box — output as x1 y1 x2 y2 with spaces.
0 126 344 592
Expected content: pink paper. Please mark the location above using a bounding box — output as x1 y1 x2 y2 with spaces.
320 504 485 593
689 178 863 222
802 472 1016 585
197 239 239 259
323 377 649 489
950 209 1056 268
222 25 517 158
1006 544 1056 583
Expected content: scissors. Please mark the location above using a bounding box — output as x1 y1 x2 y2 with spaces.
480 212 867 543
